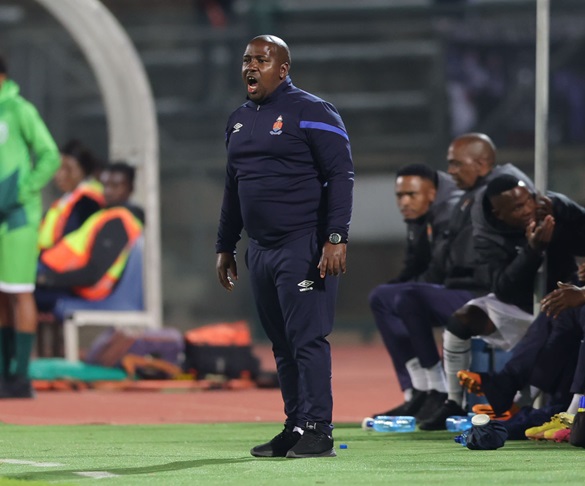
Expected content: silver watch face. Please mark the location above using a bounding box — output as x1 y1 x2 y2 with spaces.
329 233 342 244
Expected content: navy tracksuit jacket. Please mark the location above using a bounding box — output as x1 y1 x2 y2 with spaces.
216 77 354 429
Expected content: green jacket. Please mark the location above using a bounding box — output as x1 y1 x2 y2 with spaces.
0 78 60 227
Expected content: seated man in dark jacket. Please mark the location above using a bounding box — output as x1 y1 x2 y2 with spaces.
389 164 462 284
372 133 532 421
369 163 461 410
421 174 585 429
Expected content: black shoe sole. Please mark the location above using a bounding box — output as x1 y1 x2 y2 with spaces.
250 449 288 458
285 448 336 458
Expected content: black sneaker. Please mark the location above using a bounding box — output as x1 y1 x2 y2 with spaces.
373 388 427 418
415 390 448 421
285 423 336 458
418 400 467 431
250 426 302 457
0 376 35 399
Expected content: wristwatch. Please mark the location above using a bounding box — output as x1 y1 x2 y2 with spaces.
328 233 346 245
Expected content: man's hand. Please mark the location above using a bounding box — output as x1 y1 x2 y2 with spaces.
540 281 585 318
216 252 238 291
526 214 554 253
318 242 346 278
535 194 553 223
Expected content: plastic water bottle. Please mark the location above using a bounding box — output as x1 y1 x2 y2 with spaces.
454 413 490 446
367 416 416 433
454 431 470 446
445 415 473 432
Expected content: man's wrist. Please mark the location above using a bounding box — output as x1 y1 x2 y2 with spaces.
328 233 348 245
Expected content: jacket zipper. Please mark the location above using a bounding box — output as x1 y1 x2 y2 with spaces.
249 104 260 137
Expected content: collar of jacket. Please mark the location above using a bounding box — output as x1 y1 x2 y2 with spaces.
404 212 430 225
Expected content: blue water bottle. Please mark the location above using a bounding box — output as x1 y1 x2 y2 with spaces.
445 415 473 432
372 416 416 433
454 431 470 446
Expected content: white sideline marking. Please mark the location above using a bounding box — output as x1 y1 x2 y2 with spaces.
76 471 120 479
0 459 64 467
1 459 120 479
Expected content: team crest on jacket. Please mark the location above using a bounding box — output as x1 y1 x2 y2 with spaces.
270 115 283 135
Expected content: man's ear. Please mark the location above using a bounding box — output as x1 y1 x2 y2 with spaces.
476 156 492 177
428 186 437 203
280 62 289 79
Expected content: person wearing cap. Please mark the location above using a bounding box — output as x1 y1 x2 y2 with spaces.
0 53 60 399
420 173 585 429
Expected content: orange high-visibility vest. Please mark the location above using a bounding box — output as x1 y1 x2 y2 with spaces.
40 207 143 300
38 179 105 250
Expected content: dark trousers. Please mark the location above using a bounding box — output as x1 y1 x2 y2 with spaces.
247 232 337 430
507 306 581 392
369 282 417 391
571 335 585 394
369 282 474 390
34 286 74 312
569 305 585 394
482 306 583 415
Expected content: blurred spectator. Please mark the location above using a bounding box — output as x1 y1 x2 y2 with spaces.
38 139 105 251
446 47 507 137
35 162 144 313
553 70 585 144
194 0 235 28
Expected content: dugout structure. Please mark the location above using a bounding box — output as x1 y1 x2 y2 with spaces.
35 0 162 360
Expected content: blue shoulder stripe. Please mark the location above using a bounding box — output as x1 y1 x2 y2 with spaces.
299 121 349 141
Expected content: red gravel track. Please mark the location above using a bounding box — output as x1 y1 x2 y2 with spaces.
0 344 401 425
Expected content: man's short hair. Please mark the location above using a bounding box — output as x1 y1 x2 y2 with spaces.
105 161 136 187
396 163 438 187
0 53 7 74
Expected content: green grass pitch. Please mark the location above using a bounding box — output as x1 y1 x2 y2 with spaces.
0 423 582 485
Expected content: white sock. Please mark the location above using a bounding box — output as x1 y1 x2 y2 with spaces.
442 330 471 405
405 357 429 391
403 388 413 402
567 394 583 415
513 386 534 408
424 361 448 393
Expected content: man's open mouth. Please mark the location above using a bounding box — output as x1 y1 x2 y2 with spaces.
247 76 258 93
